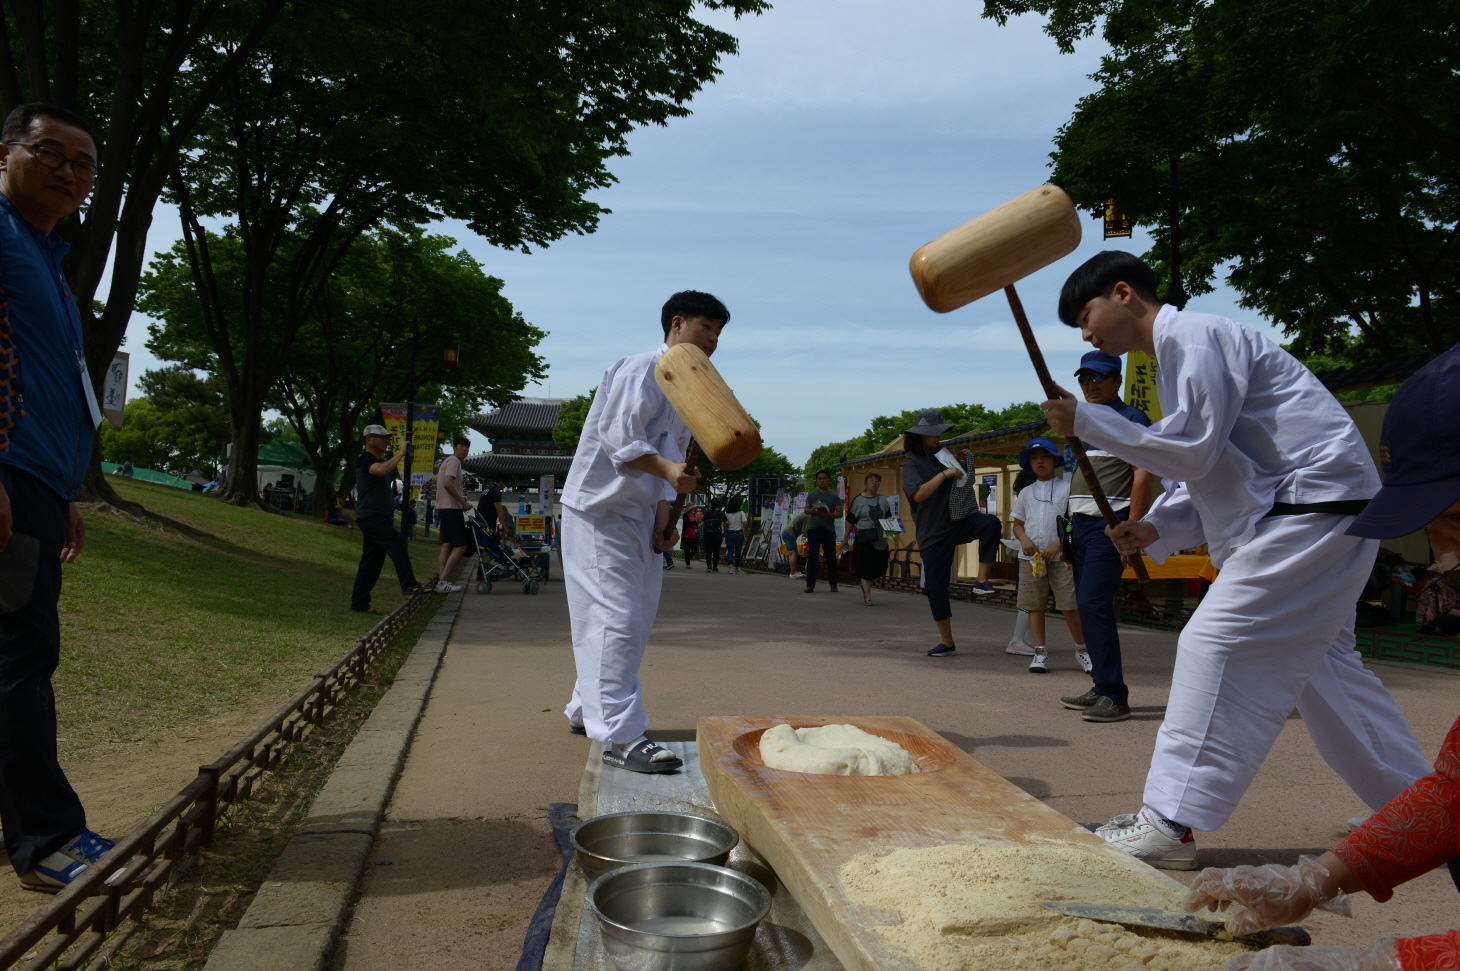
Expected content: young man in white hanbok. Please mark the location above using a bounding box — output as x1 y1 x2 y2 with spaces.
560 291 727 773
1041 252 1429 869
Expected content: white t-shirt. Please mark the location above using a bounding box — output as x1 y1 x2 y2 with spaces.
1011 476 1069 559
726 510 745 531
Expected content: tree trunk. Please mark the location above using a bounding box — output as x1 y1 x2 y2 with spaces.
219 405 265 506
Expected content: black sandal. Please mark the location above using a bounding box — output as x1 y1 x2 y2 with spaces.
351 606 382 615
602 739 683 773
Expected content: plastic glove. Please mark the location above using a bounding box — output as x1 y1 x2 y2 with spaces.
1219 940 1397 971
1184 856 1353 936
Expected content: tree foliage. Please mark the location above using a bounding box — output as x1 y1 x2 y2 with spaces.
553 390 597 451
99 366 229 476
984 0 1460 359
143 225 547 508
149 0 762 505
802 401 1044 480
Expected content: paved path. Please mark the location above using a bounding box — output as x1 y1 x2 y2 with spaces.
332 561 1459 970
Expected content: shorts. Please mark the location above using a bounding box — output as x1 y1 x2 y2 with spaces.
1017 557 1077 612
438 508 469 547
781 529 797 550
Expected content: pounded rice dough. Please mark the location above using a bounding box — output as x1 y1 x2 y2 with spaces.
840 843 1251 971
758 723 921 776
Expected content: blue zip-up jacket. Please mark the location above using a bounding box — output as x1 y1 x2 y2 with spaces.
0 192 94 500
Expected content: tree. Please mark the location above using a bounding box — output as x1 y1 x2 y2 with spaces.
983 0 1460 360
155 0 763 507
802 401 1044 480
553 390 596 451
145 225 547 510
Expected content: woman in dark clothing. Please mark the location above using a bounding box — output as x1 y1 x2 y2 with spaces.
901 408 1004 658
848 473 892 605
702 498 729 572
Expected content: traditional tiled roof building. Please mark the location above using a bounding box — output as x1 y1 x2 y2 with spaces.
463 397 573 490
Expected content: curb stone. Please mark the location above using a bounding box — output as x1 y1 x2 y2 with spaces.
202 584 466 971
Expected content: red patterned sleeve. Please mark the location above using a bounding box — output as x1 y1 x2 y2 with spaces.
1396 929 1460 971
1332 715 1460 903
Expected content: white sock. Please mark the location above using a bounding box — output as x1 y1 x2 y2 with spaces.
1074 643 1088 652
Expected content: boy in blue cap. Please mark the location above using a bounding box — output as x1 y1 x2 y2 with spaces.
1059 350 1154 724
1010 437 1086 674
1042 251 1428 870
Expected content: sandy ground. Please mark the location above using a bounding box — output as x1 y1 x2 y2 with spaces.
332 560 1458 971
0 710 268 938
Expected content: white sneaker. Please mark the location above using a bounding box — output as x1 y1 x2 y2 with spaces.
789 572 805 579
1342 815 1369 834
1006 642 1035 656
1075 649 1093 673
1028 650 1048 673
435 580 462 593
1096 808 1198 870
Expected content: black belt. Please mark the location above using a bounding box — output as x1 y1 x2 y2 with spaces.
1263 499 1370 518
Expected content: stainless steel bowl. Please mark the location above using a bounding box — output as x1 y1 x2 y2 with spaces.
588 862 772 971
571 812 739 882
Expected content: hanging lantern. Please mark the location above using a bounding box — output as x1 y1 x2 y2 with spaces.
441 342 461 369
1103 198 1132 239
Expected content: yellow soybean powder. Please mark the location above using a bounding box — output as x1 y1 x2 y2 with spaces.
839 844 1250 971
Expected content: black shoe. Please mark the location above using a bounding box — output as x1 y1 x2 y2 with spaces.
569 724 587 736
927 643 957 657
1060 690 1100 711
1081 697 1132 722
603 739 683 773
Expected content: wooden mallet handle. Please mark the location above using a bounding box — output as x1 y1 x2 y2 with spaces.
1004 284 1151 583
663 441 702 541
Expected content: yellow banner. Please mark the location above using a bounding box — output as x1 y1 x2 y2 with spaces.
379 402 441 490
1123 352 1162 423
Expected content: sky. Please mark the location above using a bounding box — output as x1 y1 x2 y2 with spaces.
117 0 1282 467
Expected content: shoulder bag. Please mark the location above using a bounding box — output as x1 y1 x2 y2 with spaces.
947 453 981 521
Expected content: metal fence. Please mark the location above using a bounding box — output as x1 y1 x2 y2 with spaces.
0 590 438 971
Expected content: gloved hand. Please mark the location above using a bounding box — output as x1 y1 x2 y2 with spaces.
1219 940 1397 971
1184 856 1353 936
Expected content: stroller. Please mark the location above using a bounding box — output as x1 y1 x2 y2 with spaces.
467 508 547 595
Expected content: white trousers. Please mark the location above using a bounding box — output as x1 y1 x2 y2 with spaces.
1145 513 1430 832
562 508 663 745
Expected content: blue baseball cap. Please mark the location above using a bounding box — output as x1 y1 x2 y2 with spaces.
1075 350 1123 376
1018 436 1064 472
1348 343 1460 538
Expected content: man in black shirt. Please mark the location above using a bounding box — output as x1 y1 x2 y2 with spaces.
477 473 508 533
351 424 429 612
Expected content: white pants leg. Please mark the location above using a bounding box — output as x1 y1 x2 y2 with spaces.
561 508 663 745
1143 514 1429 832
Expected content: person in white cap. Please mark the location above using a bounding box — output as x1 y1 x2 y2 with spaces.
560 291 726 773
1043 251 1428 870
350 424 431 613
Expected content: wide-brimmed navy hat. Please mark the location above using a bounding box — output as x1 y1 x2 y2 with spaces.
1348 343 1460 538
905 408 952 437
1018 436 1064 472
1075 349 1123 376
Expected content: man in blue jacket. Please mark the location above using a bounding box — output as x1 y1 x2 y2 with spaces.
0 103 129 892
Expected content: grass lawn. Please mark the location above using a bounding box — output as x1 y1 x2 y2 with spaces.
55 479 444 759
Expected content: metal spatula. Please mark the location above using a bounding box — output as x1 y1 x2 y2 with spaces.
1040 902 1312 948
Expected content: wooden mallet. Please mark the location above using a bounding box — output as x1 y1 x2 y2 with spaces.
650 344 762 544
908 184 1150 582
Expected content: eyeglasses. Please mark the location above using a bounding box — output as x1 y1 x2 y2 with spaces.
5 141 98 182
1077 372 1117 385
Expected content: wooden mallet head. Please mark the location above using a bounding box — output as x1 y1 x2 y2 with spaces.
909 184 1082 313
654 343 763 472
